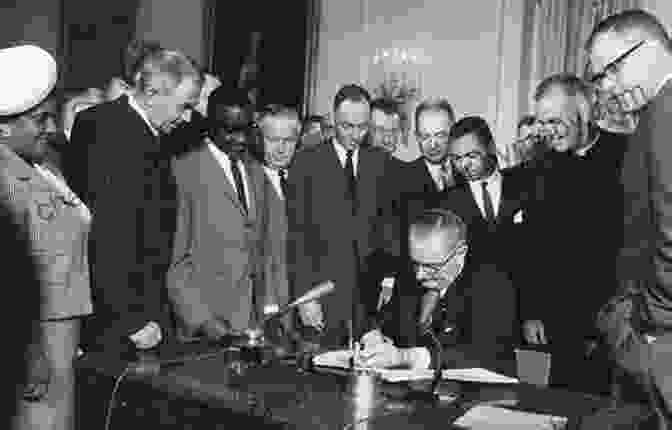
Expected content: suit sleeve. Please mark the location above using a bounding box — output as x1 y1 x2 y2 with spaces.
649 102 672 322
166 171 212 332
78 116 155 336
286 151 313 297
65 111 93 207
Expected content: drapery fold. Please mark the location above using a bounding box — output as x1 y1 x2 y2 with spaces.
519 0 641 116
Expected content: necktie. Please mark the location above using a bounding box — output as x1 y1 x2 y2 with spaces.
344 149 357 214
278 169 288 198
481 180 496 224
228 153 248 214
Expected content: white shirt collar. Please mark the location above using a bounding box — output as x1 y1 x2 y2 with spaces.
332 140 359 175
127 95 159 137
470 169 501 187
575 134 600 158
263 165 286 200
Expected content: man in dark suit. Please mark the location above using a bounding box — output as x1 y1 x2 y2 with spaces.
65 49 202 355
361 117 530 374
587 9 672 419
401 99 457 197
287 84 394 346
370 99 460 312
356 208 484 371
167 86 267 340
257 104 301 326
439 116 528 368
522 73 627 395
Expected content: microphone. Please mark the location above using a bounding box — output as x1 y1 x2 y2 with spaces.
402 288 443 404
262 280 335 324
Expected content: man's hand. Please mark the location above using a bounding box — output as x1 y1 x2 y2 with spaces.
298 300 324 330
357 341 404 368
360 329 387 351
200 318 231 341
523 319 547 345
130 321 162 349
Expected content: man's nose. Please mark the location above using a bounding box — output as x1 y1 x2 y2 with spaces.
43 117 57 133
181 109 192 123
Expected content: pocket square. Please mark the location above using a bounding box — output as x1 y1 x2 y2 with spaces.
513 210 524 224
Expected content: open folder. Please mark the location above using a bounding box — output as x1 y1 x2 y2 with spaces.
454 405 567 429
313 350 518 384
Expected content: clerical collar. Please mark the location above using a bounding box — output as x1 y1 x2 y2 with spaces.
468 168 501 185
575 133 600 158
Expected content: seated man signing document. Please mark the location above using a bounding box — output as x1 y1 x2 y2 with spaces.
357 207 504 372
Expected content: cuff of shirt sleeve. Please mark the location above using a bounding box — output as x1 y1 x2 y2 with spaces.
402 347 432 369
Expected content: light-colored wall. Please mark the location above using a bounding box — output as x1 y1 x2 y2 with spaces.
313 0 522 153
135 0 206 66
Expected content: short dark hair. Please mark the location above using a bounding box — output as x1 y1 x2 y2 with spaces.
586 9 670 51
333 84 371 112
517 114 536 131
371 98 402 118
448 115 495 154
414 98 455 133
206 85 251 119
409 208 467 244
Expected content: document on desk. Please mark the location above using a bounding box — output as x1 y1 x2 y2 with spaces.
454 405 567 429
313 350 519 384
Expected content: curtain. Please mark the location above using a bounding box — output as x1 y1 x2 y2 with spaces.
520 0 641 116
302 0 322 117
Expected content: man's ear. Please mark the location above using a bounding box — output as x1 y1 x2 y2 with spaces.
0 123 12 138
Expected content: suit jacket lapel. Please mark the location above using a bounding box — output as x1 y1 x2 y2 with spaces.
200 145 247 217
243 157 260 221
460 183 486 224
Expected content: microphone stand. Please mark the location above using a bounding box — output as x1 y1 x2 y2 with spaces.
402 325 443 404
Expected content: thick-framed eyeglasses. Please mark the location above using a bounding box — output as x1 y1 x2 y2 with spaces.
589 40 647 86
414 242 467 277
336 121 370 134
447 151 487 165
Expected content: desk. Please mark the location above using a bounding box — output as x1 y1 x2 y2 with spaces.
76 344 650 429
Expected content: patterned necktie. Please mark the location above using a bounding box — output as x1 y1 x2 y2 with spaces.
344 149 357 214
481 180 496 223
278 169 288 198
228 153 248 215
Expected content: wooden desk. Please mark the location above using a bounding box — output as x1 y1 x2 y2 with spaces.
76 344 650 429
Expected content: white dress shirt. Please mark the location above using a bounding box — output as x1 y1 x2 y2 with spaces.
333 140 359 176
127 95 159 137
468 170 502 219
425 161 448 191
208 143 251 210
263 166 285 200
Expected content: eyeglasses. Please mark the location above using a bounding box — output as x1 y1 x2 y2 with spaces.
589 40 647 85
414 243 467 277
447 151 486 165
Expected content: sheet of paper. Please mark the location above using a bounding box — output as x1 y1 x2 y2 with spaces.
313 350 519 384
454 405 567 429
